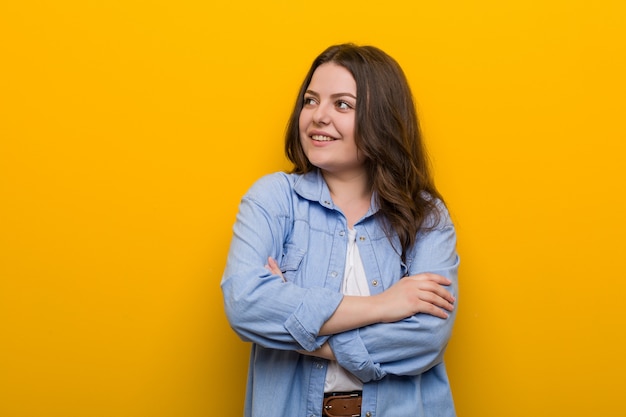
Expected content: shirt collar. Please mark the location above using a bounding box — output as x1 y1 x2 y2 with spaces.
293 169 380 216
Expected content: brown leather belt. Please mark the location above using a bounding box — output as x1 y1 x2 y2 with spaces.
323 391 362 417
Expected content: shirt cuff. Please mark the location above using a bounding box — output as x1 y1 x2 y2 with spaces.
284 288 343 351
329 329 385 382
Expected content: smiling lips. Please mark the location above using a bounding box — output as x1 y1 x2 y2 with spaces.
311 134 336 142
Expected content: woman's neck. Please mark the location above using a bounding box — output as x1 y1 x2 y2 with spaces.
323 170 372 228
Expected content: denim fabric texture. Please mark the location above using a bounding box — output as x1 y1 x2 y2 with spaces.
221 170 459 417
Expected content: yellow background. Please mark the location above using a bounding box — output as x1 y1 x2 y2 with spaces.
1 1 625 416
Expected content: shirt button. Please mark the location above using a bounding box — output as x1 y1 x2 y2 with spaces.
331 271 338 278
371 280 379 286
324 200 331 205
359 236 366 241
365 412 372 417
339 231 345 237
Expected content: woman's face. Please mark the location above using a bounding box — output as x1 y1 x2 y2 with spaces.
299 63 366 177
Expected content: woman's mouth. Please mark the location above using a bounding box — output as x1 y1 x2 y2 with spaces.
311 134 336 142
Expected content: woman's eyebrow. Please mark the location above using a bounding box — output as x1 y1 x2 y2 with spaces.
305 89 357 99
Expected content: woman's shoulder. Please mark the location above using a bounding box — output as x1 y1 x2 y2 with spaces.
242 172 304 208
247 172 298 194
419 191 453 230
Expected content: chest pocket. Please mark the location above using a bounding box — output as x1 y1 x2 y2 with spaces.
279 243 306 283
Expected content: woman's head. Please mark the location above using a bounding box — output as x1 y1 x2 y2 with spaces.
285 43 444 260
297 62 362 177
286 44 424 179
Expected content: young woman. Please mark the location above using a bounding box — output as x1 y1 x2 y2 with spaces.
221 43 459 417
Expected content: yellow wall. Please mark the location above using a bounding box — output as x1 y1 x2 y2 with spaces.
1 1 624 416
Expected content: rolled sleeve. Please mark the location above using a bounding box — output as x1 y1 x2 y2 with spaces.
284 289 343 351
329 329 384 382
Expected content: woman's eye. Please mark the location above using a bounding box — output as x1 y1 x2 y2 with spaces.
303 97 316 105
336 100 353 110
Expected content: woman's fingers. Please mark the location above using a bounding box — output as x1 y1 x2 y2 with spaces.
391 273 456 319
420 301 450 319
407 273 456 304
265 257 286 282
266 256 279 273
375 273 455 322
416 286 455 313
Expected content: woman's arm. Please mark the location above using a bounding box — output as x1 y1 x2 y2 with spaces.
266 256 455 335
221 174 344 352
321 272 455 334
266 256 455 363
326 220 459 382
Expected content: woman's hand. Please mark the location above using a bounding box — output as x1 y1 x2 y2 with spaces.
265 257 286 282
298 342 336 360
374 273 455 322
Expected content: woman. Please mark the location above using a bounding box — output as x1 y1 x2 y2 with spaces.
221 43 459 417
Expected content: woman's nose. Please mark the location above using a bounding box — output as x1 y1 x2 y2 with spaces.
313 103 330 125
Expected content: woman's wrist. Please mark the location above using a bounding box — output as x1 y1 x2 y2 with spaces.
319 295 382 335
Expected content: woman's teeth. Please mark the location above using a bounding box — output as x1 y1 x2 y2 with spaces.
311 135 335 141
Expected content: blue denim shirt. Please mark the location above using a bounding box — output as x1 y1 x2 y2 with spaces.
221 170 459 417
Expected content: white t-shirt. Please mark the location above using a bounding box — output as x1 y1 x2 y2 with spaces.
324 228 370 392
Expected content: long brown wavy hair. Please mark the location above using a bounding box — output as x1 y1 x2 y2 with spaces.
285 44 444 262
